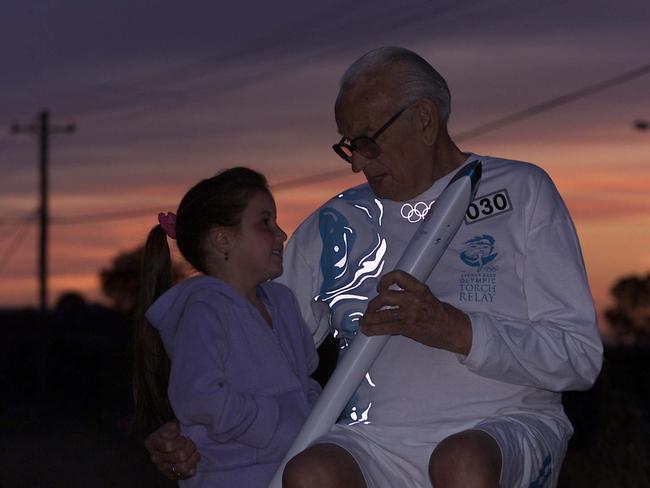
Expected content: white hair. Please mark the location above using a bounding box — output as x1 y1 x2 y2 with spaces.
337 46 451 122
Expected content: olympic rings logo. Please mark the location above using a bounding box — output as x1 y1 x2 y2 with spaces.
400 200 435 223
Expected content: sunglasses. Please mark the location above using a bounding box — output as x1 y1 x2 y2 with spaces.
332 105 410 163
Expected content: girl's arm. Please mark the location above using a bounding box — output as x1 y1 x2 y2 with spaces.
168 300 305 454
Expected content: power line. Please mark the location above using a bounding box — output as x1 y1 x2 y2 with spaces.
11 59 650 227
45 170 359 225
1 0 554 130
453 62 650 141
50 206 165 225
272 170 357 191
245 60 650 193
0 211 38 228
0 223 33 276
0 0 491 119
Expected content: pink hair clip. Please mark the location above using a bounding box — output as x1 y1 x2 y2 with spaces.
158 212 177 240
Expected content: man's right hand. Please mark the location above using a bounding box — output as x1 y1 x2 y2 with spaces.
144 420 200 480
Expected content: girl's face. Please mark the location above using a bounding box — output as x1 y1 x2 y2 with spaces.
229 190 287 286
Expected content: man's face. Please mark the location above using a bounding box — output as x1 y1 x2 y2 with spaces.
335 76 432 201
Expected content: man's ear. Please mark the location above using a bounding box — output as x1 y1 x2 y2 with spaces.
415 99 440 146
207 227 233 254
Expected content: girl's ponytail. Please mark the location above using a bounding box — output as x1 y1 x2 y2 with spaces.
131 168 269 432
132 224 175 433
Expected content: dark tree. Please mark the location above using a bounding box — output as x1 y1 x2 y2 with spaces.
604 272 650 346
100 245 190 316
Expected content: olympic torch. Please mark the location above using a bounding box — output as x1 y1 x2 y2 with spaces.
269 160 482 487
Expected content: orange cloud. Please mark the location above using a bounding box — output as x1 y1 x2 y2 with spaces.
565 195 650 220
1 153 647 327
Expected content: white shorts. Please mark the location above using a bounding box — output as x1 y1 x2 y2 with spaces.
315 414 571 488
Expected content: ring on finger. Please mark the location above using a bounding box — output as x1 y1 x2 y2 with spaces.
170 463 181 478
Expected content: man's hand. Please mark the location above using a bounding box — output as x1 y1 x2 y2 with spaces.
361 270 472 355
144 420 200 480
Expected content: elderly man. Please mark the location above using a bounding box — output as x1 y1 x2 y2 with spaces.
145 47 602 487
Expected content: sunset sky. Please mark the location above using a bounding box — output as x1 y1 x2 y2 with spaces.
1 0 649 333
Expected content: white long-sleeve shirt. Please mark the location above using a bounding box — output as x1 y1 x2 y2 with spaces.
278 153 602 434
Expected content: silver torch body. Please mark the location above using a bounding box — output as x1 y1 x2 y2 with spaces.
269 160 482 487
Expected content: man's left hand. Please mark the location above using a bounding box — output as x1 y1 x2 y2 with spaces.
361 270 472 355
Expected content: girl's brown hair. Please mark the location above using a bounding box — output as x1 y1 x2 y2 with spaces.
132 167 269 433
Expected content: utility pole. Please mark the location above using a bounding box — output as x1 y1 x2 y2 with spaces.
12 110 76 313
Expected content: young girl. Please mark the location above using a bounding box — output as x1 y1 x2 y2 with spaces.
133 167 321 487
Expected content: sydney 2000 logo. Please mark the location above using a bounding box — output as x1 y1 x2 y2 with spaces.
459 235 498 272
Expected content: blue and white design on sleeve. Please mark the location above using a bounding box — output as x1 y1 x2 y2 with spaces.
315 187 387 350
